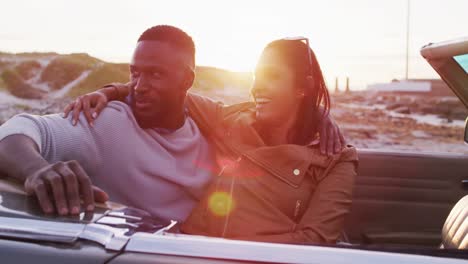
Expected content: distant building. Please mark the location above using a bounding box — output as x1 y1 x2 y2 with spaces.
367 79 455 97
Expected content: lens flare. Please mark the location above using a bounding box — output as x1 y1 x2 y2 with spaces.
208 191 235 217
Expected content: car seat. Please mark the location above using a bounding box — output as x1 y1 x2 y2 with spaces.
441 194 468 249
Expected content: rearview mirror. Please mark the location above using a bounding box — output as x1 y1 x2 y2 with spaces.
465 116 468 144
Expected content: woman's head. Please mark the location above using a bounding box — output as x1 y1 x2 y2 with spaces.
251 38 330 144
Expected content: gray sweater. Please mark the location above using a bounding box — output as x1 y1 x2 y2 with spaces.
0 101 215 221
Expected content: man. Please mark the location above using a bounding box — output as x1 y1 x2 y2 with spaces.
0 25 215 222
0 25 343 222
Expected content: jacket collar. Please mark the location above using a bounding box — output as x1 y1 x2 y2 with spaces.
223 110 334 185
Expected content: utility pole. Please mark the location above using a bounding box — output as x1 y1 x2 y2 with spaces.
405 0 411 80
335 77 339 93
345 77 350 93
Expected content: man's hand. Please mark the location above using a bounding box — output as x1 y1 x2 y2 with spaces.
318 114 346 156
24 160 108 215
63 92 109 127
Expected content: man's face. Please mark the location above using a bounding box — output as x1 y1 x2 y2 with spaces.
129 40 191 128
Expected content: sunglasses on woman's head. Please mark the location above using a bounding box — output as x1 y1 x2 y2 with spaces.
281 36 313 74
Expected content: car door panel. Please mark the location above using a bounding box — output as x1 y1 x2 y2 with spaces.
344 149 468 247
0 238 117 264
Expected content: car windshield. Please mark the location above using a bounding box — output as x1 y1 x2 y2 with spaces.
454 54 468 74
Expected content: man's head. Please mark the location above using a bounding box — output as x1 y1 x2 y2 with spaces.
129 25 195 129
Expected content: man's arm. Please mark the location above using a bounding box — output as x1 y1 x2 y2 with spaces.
0 135 48 182
62 83 346 156
316 106 346 156
0 114 108 215
0 135 96 215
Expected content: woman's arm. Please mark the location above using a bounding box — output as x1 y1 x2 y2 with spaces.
185 92 225 135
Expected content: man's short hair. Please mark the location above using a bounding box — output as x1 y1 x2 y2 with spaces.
138 25 195 68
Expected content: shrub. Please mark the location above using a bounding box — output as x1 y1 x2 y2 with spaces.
1 69 45 99
14 60 41 80
67 63 129 97
40 53 101 90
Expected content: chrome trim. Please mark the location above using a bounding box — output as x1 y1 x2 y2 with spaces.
125 233 467 264
79 223 129 250
153 220 178 236
0 216 129 250
0 217 84 243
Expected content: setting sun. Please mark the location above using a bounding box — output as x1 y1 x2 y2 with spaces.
0 0 467 89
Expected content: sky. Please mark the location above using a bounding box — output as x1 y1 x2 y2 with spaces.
0 0 467 90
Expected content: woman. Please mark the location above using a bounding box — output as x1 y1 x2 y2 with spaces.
64 37 358 244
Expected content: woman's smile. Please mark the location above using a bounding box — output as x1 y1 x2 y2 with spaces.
255 97 272 104
254 97 272 109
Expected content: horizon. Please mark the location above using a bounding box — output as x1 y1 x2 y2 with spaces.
1 0 467 90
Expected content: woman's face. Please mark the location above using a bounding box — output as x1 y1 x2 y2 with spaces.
252 48 302 127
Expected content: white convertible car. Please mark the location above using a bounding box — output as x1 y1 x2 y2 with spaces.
0 36 467 264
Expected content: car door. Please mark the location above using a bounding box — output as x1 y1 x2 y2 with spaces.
345 149 468 247
344 37 468 247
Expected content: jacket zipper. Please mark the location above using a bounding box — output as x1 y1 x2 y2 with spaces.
293 200 302 220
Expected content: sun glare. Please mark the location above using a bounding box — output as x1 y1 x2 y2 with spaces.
1 0 467 89
196 38 263 73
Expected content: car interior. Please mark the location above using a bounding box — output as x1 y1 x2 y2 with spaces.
0 38 467 263
337 38 468 259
